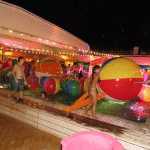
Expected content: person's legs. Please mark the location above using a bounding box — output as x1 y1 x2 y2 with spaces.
11 81 18 100
11 90 17 99
20 91 23 99
18 79 24 101
92 93 98 119
84 94 93 116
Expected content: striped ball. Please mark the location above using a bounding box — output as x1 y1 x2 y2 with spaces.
99 57 143 101
27 75 38 85
43 78 60 95
84 78 88 92
138 85 150 102
66 80 80 96
38 76 47 87
61 79 68 94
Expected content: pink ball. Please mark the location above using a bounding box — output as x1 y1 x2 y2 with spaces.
43 78 60 95
27 75 38 85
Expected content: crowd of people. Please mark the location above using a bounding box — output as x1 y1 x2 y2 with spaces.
62 63 83 79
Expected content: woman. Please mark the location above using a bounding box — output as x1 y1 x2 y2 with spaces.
84 65 102 119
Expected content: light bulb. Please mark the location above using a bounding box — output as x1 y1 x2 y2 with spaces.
9 30 13 33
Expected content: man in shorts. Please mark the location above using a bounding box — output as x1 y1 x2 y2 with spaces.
12 57 27 102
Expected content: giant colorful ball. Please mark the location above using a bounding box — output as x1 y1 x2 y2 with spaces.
53 76 63 85
66 80 80 96
34 59 62 78
138 85 150 102
38 76 47 87
3 58 17 77
99 57 144 101
84 78 88 92
3 58 17 71
9 75 15 90
5 68 13 77
43 78 60 95
61 79 68 94
27 75 38 85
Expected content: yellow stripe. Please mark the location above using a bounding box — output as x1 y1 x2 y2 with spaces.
38 78 41 86
54 78 60 94
100 58 143 80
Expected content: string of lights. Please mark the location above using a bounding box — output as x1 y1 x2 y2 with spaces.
0 47 120 58
0 27 120 58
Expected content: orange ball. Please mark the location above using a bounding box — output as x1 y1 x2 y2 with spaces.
35 59 62 78
138 85 150 102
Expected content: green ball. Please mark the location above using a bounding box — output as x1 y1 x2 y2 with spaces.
61 79 68 94
12 59 17 66
66 80 80 96
9 75 15 90
5 68 13 77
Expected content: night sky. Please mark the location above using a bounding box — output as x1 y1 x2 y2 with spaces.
3 0 150 52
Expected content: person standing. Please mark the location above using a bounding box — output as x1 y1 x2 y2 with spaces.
76 64 80 77
11 56 27 102
67 64 71 75
84 65 102 119
79 70 83 79
62 65 67 76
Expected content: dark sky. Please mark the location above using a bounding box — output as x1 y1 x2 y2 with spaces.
3 0 150 52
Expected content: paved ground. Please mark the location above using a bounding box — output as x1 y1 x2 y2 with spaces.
0 113 62 150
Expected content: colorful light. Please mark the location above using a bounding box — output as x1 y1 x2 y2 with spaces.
9 30 13 33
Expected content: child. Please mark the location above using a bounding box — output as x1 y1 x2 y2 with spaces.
40 91 51 100
79 70 83 79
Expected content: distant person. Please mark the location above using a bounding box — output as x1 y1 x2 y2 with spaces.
79 70 83 79
67 64 71 75
11 56 27 102
30 60 35 75
72 64 76 76
143 69 149 84
62 65 67 76
76 64 80 77
40 91 51 100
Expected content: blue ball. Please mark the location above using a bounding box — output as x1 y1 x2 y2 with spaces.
39 76 47 87
66 80 80 96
